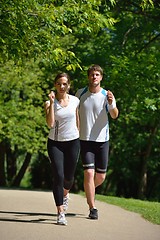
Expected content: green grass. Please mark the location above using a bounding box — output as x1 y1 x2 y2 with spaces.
96 194 160 225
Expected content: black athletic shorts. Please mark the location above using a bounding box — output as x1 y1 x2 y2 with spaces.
80 140 109 173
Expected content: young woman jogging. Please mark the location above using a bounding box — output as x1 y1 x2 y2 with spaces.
44 73 80 225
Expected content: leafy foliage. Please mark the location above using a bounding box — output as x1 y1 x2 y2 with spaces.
0 0 159 200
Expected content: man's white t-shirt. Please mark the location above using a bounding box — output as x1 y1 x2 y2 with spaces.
76 87 116 142
48 95 79 141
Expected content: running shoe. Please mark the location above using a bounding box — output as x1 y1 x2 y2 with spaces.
63 193 69 212
89 208 98 219
57 212 67 225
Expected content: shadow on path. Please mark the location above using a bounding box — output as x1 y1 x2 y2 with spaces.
0 210 85 225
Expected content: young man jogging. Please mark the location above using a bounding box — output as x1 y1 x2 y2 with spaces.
76 64 118 220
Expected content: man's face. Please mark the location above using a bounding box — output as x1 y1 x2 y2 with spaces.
88 70 102 87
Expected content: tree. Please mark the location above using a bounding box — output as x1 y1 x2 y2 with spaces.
97 0 160 199
69 0 160 199
0 0 116 187
0 0 159 200
0 0 116 66
0 60 47 186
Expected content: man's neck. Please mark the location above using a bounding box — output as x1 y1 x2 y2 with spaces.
89 85 101 93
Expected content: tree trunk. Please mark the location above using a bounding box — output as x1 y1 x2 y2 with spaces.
0 142 6 186
12 152 32 187
6 144 17 183
138 125 158 199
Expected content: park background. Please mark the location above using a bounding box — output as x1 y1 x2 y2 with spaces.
0 0 159 201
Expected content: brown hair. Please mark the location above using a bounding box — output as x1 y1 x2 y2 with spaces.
87 64 103 77
54 73 70 84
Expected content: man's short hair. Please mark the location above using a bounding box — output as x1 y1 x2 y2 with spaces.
87 64 103 76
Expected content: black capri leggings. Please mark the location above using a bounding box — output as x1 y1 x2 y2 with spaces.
47 138 80 206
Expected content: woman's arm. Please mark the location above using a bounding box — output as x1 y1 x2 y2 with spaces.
44 91 55 128
76 107 80 131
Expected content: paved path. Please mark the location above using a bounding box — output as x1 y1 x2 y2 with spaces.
0 189 160 240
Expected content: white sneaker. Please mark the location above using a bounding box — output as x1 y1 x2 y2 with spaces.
57 212 67 225
63 194 69 212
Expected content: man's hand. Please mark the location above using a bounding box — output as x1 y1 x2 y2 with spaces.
107 90 114 105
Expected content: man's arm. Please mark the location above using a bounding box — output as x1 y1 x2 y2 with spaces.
109 107 119 119
107 90 119 119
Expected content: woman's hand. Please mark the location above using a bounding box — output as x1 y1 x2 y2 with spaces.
48 90 55 103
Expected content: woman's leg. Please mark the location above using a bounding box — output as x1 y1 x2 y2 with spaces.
63 139 80 191
47 139 64 209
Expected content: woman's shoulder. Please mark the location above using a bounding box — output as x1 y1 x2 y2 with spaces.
69 94 80 102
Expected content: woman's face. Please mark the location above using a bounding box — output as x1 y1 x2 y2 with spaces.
54 77 70 94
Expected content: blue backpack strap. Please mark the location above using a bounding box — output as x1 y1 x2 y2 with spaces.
79 87 88 99
101 89 108 112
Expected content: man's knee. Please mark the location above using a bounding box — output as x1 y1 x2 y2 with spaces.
95 173 106 187
84 169 95 180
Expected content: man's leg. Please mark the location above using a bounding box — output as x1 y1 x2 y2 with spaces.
84 171 106 209
94 172 106 188
84 169 95 209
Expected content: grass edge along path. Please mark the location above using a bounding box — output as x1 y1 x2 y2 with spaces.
95 194 160 225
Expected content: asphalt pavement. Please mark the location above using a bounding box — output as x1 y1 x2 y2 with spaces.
0 189 160 240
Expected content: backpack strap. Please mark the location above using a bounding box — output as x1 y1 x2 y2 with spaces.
79 87 108 112
79 87 88 99
101 89 108 112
